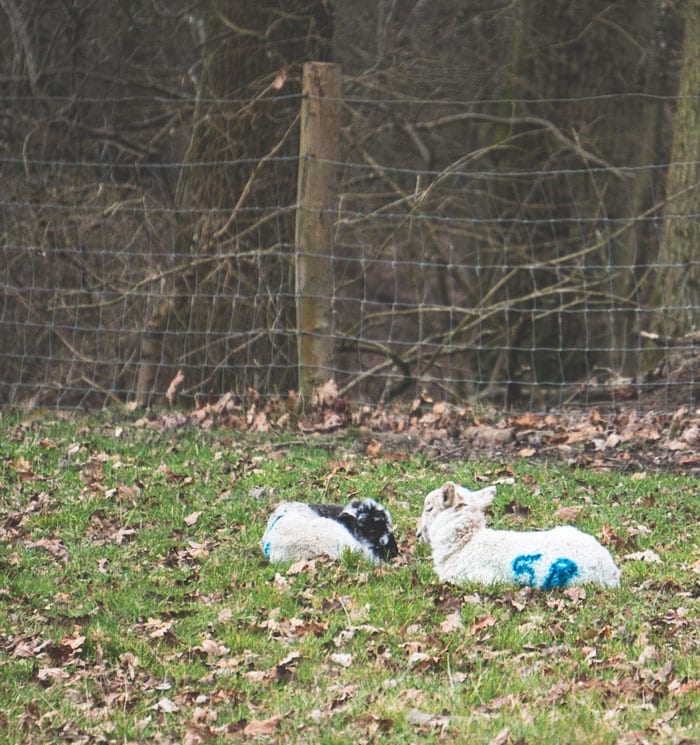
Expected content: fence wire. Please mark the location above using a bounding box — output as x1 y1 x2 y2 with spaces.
1 92 699 412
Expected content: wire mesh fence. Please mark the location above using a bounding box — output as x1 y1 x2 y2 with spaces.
1 87 699 413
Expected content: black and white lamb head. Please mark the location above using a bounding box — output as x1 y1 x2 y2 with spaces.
337 498 399 561
308 498 399 561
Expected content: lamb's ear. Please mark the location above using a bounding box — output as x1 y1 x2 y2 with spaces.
340 499 372 533
336 509 358 534
471 485 496 511
441 482 458 508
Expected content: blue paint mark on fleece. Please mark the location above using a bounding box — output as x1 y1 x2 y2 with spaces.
262 514 284 559
512 554 579 589
542 558 578 590
512 554 542 586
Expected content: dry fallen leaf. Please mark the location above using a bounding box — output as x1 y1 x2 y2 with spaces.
440 611 464 633
197 639 229 657
470 613 497 635
407 652 439 672
554 506 582 522
142 618 175 639
243 715 282 737
330 652 353 668
184 511 201 526
366 439 382 457
37 667 70 683
624 550 663 564
287 559 317 576
563 586 587 602
312 379 339 408
408 708 450 731
489 727 511 745
152 697 178 713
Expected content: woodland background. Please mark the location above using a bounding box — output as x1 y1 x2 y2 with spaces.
2 0 700 411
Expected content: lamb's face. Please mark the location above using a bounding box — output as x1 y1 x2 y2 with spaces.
340 498 399 560
416 482 458 542
416 481 496 543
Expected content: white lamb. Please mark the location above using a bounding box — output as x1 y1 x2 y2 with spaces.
416 481 620 589
261 498 398 563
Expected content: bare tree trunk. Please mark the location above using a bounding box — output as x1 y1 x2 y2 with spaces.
657 0 700 338
499 1 672 386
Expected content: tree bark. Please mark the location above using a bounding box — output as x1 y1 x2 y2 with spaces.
657 0 700 337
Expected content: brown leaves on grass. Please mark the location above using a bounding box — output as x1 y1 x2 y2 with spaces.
3 399 697 744
11 455 37 481
1 491 51 530
133 618 179 644
439 611 464 633
22 536 70 562
260 609 329 643
181 715 282 745
407 707 451 734
139 381 700 472
9 631 85 666
506 407 700 471
244 651 302 684
88 510 136 545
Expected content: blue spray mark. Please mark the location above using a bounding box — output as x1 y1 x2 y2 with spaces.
512 553 542 586
261 514 284 559
512 554 579 589
542 558 578 589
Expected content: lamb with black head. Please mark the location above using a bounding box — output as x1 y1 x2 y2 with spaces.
261 497 398 563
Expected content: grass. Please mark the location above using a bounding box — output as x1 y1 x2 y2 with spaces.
0 411 698 744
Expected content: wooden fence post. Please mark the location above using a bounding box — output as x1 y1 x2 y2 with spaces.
295 61 341 400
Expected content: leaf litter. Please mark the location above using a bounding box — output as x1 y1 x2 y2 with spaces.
138 382 700 473
0 409 698 743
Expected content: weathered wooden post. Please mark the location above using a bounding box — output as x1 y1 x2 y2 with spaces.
295 61 340 400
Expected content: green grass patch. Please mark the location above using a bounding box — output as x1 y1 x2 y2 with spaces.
0 412 698 743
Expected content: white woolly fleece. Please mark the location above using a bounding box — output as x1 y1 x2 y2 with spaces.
418 482 620 589
260 502 377 563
